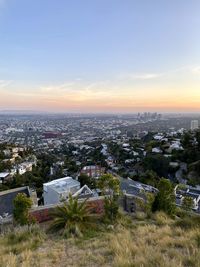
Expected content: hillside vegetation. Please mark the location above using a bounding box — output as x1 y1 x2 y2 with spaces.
0 212 200 267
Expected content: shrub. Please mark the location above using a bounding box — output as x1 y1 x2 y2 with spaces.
134 211 147 221
3 225 45 255
175 215 200 229
104 196 119 223
175 207 188 218
152 178 176 216
13 193 33 225
49 194 96 238
153 211 173 226
6 224 44 245
182 196 194 212
196 234 200 248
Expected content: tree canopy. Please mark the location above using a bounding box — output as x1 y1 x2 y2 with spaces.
13 193 33 225
152 178 176 216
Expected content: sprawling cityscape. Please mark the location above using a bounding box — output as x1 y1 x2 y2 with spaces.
1 112 200 210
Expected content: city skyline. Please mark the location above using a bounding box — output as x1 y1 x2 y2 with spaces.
0 0 200 113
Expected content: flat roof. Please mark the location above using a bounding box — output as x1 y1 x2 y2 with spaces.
44 177 80 193
0 172 10 178
0 186 30 196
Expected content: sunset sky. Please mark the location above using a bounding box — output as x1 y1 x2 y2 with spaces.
0 0 200 113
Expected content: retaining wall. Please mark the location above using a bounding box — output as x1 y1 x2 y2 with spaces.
29 197 105 223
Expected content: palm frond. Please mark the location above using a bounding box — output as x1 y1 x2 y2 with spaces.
48 196 96 237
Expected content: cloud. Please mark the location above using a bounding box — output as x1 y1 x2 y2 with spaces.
1 64 200 112
39 80 114 98
119 65 200 81
40 82 76 93
119 72 162 80
0 80 12 88
191 66 200 75
172 65 200 76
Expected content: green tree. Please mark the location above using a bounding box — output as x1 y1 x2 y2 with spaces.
145 192 155 216
195 130 200 149
144 155 170 177
104 196 119 223
49 194 94 238
140 170 160 187
182 196 194 212
78 174 96 189
13 193 33 225
98 174 120 223
152 178 176 216
181 132 193 148
98 174 120 196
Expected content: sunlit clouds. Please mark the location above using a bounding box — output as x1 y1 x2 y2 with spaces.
0 1 199 112
0 66 200 112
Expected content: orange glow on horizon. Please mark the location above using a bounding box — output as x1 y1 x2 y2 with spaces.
0 79 200 112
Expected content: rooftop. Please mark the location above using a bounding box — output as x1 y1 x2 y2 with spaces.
43 177 80 193
0 186 31 216
0 172 10 178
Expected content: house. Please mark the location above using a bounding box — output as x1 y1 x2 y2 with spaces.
121 178 158 213
152 147 162 154
72 184 97 199
43 177 80 205
80 165 105 179
0 172 11 183
175 185 200 212
121 178 158 196
17 162 33 175
0 186 37 217
153 134 163 141
169 140 184 152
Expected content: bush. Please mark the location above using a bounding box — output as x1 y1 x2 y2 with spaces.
196 234 200 248
104 196 119 223
13 193 33 225
152 178 176 216
3 225 45 255
6 224 44 245
49 194 96 238
175 215 200 229
175 207 188 218
153 211 173 226
182 196 194 212
134 211 147 221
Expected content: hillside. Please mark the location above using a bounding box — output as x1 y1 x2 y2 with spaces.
0 212 200 267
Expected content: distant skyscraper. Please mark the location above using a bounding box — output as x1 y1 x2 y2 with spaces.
191 120 199 131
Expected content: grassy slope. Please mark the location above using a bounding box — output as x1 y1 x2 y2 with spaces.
0 212 200 267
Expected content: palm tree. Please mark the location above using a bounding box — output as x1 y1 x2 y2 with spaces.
49 194 94 237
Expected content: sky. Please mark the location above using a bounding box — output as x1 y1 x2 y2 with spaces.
0 0 200 113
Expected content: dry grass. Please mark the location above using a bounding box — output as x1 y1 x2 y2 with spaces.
109 218 200 267
0 213 200 267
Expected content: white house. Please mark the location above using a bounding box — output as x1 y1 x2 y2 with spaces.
43 177 80 205
0 172 10 183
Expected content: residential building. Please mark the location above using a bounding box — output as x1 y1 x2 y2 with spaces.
191 120 199 131
121 178 158 213
175 185 200 212
0 172 11 183
72 184 97 199
0 186 37 217
80 165 105 179
43 177 80 205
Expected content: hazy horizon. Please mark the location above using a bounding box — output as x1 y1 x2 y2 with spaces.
0 1 200 112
